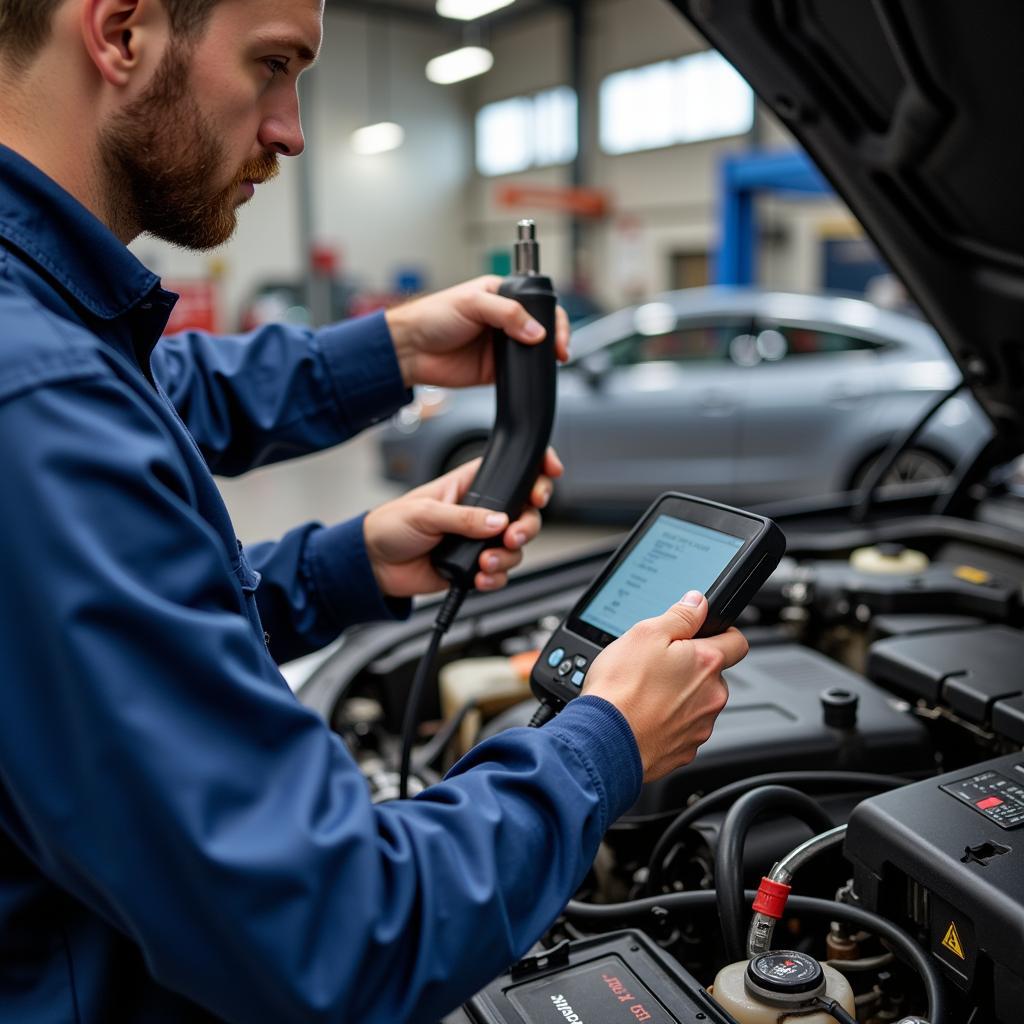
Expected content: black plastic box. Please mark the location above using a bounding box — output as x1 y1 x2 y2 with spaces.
461 930 733 1024
845 753 1024 1024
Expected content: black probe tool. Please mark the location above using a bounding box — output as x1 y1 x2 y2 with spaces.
398 220 559 797
429 220 559 588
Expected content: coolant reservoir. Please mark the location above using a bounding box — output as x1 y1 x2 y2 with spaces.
709 951 855 1024
438 656 533 757
850 542 929 575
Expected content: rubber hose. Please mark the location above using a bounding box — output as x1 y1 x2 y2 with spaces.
714 786 834 962
645 771 910 895
563 891 947 1024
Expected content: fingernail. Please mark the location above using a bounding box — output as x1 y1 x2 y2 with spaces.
485 553 500 570
479 573 496 588
538 485 552 508
681 590 703 607
523 319 545 339
512 531 527 548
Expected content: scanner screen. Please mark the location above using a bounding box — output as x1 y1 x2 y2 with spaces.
578 514 744 638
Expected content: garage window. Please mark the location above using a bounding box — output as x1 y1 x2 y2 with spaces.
600 50 754 155
476 86 578 176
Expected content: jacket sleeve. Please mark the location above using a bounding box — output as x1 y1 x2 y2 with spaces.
244 517 411 664
152 310 413 656
150 310 411 476
0 375 643 1024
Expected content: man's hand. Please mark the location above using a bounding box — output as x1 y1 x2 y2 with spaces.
363 449 563 597
385 276 571 389
583 592 747 781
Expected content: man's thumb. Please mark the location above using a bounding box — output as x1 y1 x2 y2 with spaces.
660 591 707 639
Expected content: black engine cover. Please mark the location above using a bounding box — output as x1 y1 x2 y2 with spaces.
628 644 933 818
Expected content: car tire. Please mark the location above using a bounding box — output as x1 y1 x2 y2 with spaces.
440 439 489 477
851 447 954 490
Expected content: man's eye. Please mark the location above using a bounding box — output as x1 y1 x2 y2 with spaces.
264 58 290 77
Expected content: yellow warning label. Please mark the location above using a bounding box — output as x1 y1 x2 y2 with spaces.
954 565 991 585
941 921 966 960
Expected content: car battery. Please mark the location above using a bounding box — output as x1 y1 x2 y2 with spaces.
845 753 1024 1024
460 930 733 1024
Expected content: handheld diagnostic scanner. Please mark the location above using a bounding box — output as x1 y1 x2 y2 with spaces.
531 492 786 714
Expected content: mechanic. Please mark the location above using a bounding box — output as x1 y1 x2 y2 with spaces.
0 1 746 1021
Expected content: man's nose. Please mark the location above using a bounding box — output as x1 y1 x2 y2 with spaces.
259 95 305 157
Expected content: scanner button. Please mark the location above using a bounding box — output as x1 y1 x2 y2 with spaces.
547 647 565 668
571 670 586 687
573 655 588 670
557 659 574 677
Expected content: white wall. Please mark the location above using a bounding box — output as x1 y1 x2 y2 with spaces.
305 10 476 294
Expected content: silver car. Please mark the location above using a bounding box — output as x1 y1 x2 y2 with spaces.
379 287 991 518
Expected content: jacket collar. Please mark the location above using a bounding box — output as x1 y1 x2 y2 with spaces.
0 143 160 319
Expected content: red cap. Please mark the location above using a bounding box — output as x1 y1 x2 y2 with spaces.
752 877 792 919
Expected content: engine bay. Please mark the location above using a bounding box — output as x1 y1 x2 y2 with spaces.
298 491 1024 1024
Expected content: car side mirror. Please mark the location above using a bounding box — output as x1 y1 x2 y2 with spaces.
577 350 612 389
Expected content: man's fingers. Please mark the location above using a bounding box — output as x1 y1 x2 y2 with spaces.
415 456 481 504
503 507 541 549
656 591 709 640
479 546 523 575
417 499 508 539
555 305 571 362
543 446 565 478
694 627 749 672
530 476 553 510
471 291 549 345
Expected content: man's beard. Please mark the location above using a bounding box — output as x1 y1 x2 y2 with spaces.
99 46 279 250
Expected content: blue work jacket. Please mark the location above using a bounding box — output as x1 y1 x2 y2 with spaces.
0 144 643 1023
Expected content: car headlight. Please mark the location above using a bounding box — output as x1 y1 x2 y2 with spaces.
392 388 451 434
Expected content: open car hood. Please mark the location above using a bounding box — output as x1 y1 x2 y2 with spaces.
670 0 1024 451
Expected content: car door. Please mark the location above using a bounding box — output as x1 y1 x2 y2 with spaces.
732 319 891 504
558 311 754 511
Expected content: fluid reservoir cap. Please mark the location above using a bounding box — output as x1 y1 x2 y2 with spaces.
820 687 859 729
745 950 826 1004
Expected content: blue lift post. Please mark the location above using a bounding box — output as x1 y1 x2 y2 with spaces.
716 149 832 285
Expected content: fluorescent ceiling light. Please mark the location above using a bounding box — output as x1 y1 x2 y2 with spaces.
426 46 494 85
436 0 515 19
350 121 405 156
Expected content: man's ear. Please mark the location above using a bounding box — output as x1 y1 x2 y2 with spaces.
81 0 167 87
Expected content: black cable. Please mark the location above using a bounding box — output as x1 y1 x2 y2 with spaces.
397 587 467 800
563 891 947 1024
714 786 834 963
528 703 557 728
852 381 964 523
413 698 477 774
815 997 858 1024
645 771 911 895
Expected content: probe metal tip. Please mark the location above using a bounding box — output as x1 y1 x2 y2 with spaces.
516 219 537 241
513 220 539 274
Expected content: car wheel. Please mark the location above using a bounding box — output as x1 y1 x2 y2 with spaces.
440 439 488 477
852 447 953 489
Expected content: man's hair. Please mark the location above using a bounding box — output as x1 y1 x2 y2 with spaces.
0 0 219 70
